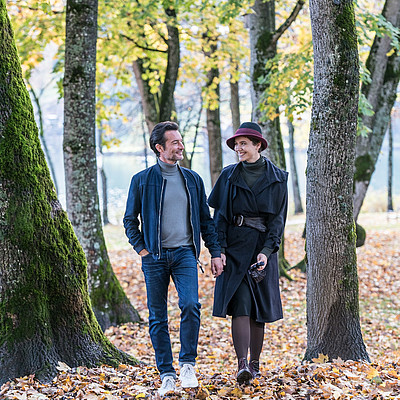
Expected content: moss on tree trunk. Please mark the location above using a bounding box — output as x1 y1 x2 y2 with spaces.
0 0 137 384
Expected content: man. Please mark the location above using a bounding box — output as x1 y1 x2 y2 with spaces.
123 121 223 396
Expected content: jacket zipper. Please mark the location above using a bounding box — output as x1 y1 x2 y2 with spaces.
158 178 166 259
183 175 203 272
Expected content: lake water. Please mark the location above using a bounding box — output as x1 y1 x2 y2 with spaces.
48 138 400 224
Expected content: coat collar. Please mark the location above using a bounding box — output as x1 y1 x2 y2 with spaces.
227 156 286 193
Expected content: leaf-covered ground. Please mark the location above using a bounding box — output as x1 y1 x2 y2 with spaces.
2 215 400 399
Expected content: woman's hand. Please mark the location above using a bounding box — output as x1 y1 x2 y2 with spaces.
256 253 268 269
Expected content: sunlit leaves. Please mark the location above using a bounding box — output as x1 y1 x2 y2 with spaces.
0 224 399 398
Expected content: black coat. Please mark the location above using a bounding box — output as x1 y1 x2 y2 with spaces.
208 157 288 323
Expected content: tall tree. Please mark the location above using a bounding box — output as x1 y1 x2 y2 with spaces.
203 33 223 186
353 0 400 220
387 116 394 212
248 0 304 276
0 0 136 384
248 0 304 168
63 0 140 330
117 2 180 133
304 0 369 362
287 119 304 214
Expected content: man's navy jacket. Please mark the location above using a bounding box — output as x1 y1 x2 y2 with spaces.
123 163 221 260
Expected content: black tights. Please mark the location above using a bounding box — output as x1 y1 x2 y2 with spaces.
231 316 265 361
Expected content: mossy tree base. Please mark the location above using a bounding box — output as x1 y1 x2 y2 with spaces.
0 0 138 385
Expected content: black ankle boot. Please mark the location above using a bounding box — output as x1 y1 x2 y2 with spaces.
249 359 261 379
237 358 252 384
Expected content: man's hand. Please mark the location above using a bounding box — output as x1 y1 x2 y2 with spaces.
221 253 226 266
139 249 150 257
256 253 268 269
211 257 224 277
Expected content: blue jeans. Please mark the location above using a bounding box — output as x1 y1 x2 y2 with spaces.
141 246 201 379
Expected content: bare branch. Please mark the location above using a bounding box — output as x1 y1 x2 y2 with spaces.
120 33 167 53
271 0 305 47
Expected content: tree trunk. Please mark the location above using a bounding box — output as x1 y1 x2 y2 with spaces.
387 117 393 211
132 4 180 134
29 84 60 195
204 41 223 186
353 0 400 220
0 0 136 384
159 5 180 122
304 0 369 362
248 0 304 276
100 167 110 225
287 119 304 214
63 0 140 330
230 77 241 133
132 59 158 134
248 0 304 168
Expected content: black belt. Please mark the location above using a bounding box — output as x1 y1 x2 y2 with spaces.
233 215 267 233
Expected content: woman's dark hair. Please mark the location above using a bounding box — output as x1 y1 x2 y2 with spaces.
249 137 262 153
149 121 179 157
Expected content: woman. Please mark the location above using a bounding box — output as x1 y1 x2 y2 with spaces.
208 122 288 384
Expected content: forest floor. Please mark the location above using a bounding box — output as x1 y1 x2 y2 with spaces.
1 212 400 399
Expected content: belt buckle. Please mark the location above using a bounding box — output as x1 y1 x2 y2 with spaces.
236 215 244 226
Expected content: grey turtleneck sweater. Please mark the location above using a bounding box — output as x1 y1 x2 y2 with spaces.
158 159 192 248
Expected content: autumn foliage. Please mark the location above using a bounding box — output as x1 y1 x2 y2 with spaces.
1 220 399 399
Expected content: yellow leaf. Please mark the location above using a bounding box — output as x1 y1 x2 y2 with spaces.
312 353 329 363
366 367 379 380
230 387 243 398
217 387 232 396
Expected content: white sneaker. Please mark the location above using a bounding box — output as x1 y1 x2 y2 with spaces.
158 376 176 396
179 364 199 388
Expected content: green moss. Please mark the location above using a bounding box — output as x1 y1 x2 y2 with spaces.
70 65 86 83
252 30 274 92
384 52 399 81
354 154 374 182
332 2 358 91
355 223 366 247
67 2 91 13
335 3 358 52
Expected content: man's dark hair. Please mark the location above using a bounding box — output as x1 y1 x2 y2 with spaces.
149 121 179 157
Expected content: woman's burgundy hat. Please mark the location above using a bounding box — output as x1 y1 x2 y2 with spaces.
226 122 268 151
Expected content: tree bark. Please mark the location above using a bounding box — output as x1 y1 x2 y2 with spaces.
63 0 140 330
29 84 60 195
353 0 400 220
248 0 304 168
0 0 136 384
204 40 223 186
305 0 369 362
132 4 180 134
287 119 303 214
159 5 180 122
248 0 304 276
230 77 241 133
132 59 159 134
387 117 393 211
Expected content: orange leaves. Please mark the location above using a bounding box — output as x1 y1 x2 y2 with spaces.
1 225 400 399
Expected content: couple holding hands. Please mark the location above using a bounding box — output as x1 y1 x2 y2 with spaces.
123 120 288 395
